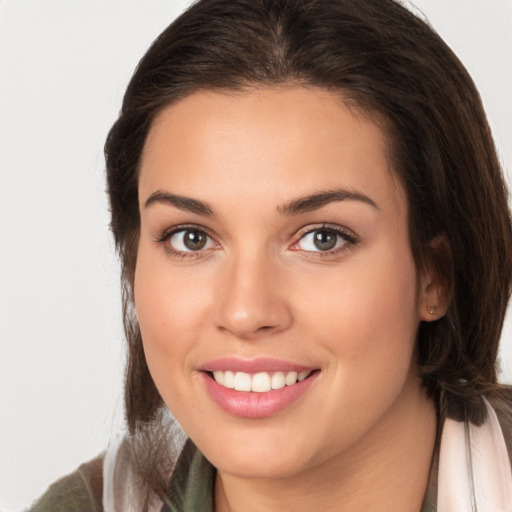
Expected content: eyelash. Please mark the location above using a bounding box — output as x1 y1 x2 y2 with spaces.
291 224 358 258
156 224 218 260
156 223 358 260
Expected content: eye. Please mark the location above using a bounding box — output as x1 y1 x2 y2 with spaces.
164 228 216 253
294 227 355 253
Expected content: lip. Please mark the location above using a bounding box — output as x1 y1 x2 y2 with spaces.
200 357 314 374
199 358 320 418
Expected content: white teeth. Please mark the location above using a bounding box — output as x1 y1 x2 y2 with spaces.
252 372 272 392
212 369 312 392
271 371 285 390
213 370 224 386
234 372 252 391
285 371 298 386
223 370 235 389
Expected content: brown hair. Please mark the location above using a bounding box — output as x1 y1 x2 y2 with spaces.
105 0 512 480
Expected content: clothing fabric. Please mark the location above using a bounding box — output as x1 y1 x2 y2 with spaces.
437 399 512 511
27 401 512 512
27 456 103 512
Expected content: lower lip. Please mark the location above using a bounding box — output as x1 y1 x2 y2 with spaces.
201 371 319 418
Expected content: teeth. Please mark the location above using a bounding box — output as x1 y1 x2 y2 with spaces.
252 372 271 392
271 371 285 390
223 371 235 389
213 370 224 386
285 371 298 386
234 372 251 391
212 370 311 392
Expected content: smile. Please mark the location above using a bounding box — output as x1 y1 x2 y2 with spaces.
212 370 311 392
200 360 320 418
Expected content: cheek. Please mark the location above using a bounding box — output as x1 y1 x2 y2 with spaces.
296 237 420 393
133 247 211 383
135 242 209 321
303 250 420 439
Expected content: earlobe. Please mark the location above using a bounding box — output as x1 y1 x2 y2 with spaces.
419 274 449 321
418 236 452 322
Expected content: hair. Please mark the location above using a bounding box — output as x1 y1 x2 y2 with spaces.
105 0 512 502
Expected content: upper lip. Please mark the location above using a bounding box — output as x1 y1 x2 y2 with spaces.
199 357 316 374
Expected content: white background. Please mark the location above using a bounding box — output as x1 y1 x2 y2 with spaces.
0 1 511 510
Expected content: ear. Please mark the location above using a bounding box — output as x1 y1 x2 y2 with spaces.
418 236 451 322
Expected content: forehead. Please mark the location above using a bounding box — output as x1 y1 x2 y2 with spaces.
139 87 405 217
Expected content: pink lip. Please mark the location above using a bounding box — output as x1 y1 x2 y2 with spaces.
199 360 319 419
200 357 314 373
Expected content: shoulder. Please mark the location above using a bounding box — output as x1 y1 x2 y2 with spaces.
26 455 103 512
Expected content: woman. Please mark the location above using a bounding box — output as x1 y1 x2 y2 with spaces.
29 0 512 511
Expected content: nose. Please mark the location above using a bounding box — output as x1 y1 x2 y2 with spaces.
213 253 292 340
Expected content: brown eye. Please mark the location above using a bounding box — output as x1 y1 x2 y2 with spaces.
168 229 213 252
183 230 207 250
312 230 337 251
296 227 352 253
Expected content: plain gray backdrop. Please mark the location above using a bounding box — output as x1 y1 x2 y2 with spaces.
1 1 511 510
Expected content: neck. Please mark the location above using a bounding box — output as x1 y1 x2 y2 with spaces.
215 382 437 512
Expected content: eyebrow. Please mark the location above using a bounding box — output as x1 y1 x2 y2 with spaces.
144 187 379 217
144 191 215 216
278 188 379 215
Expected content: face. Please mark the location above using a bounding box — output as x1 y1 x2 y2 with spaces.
135 87 435 480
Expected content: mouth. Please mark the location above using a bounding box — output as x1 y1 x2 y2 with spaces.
200 361 320 418
207 369 314 392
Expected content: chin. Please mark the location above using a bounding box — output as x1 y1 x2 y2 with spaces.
195 427 315 479
214 452 310 480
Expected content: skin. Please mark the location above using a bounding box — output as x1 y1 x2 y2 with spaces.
135 87 443 511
